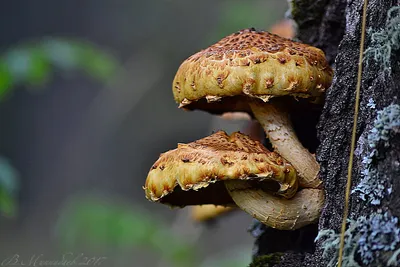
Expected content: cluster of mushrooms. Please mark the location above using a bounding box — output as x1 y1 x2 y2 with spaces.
144 28 333 230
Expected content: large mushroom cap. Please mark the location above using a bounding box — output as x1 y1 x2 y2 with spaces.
173 28 333 114
144 131 298 207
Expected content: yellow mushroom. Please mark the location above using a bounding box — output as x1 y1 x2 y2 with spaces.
145 28 332 230
143 131 325 230
144 131 298 206
190 205 235 223
172 28 333 188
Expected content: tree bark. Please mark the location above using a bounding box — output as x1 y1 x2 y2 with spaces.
250 0 400 266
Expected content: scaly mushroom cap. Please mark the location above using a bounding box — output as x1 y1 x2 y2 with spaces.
143 131 298 206
173 28 333 113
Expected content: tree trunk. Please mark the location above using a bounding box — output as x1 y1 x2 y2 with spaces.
250 0 400 266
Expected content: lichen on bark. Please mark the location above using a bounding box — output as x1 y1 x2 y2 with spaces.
250 0 400 266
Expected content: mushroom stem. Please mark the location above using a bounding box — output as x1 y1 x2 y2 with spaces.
249 100 322 188
225 180 324 230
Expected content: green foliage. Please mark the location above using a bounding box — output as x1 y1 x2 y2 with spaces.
0 38 118 100
364 6 400 72
56 196 197 267
208 1 286 43
56 196 253 267
44 38 118 82
215 2 266 32
0 38 119 220
199 247 252 267
248 253 283 267
0 156 19 218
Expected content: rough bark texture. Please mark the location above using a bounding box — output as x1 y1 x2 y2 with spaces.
251 0 400 266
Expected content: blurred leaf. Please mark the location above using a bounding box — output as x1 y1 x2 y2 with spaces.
75 42 118 82
4 47 50 86
4 48 32 82
151 228 196 266
56 196 197 266
0 38 119 100
0 157 19 196
25 48 51 86
42 39 80 70
0 156 19 217
0 187 16 217
0 62 13 99
43 38 118 82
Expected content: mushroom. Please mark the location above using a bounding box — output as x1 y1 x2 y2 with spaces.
144 131 297 204
144 131 323 230
220 111 252 121
190 205 235 222
226 181 324 230
191 110 265 223
172 28 333 189
269 19 295 39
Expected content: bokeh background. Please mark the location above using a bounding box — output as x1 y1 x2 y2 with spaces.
0 1 288 266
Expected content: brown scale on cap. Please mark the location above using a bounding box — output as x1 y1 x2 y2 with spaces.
173 28 333 111
144 131 298 207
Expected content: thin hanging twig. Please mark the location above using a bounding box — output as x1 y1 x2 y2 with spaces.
337 1 368 266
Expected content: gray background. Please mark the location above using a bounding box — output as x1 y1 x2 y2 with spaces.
0 1 288 266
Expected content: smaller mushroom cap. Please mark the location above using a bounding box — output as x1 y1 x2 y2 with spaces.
173 28 333 114
143 131 298 207
190 205 235 222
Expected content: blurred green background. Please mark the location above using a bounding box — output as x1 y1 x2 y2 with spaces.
0 1 288 266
